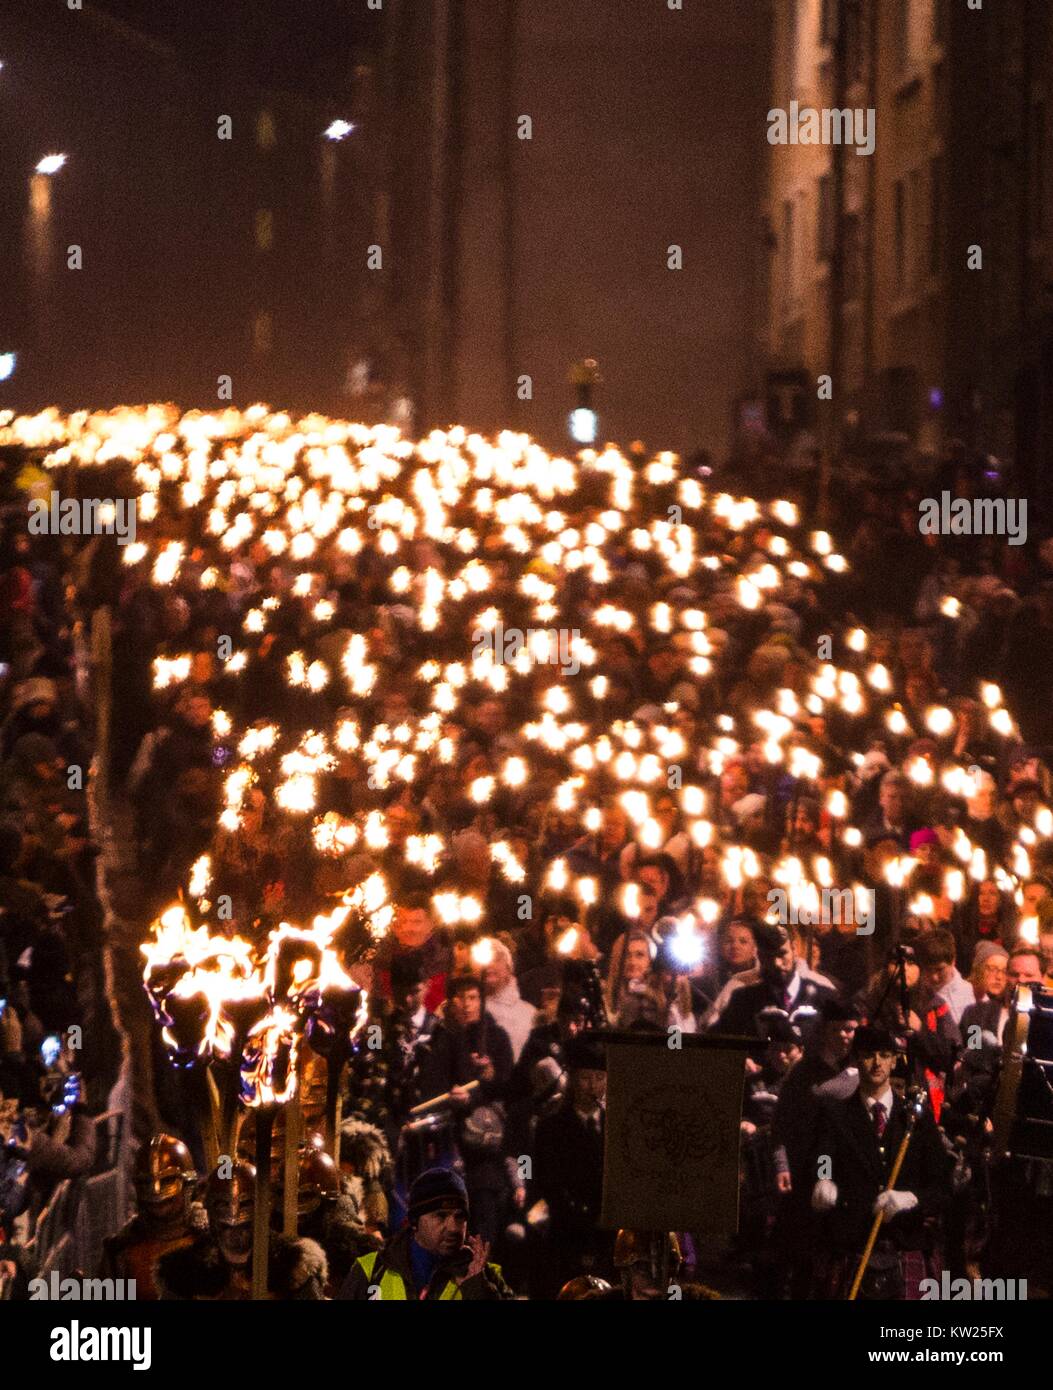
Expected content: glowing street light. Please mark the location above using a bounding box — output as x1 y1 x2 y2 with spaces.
0 352 15 381
569 407 598 444
568 357 601 446
324 120 355 141
35 154 67 175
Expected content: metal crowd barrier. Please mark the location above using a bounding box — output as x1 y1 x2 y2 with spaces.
18 1109 129 1280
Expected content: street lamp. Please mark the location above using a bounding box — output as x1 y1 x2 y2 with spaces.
35 154 67 175
569 408 598 445
568 358 601 446
324 120 355 141
0 352 16 382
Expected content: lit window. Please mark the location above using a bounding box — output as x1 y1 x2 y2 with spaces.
256 111 277 149
255 209 273 251
253 311 273 355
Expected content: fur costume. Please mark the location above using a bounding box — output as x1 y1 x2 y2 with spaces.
268 1234 328 1300
339 1117 392 1230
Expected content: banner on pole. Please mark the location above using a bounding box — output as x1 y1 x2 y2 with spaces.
601 1040 745 1233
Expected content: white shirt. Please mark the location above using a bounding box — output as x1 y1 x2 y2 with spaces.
781 971 802 1007
936 968 975 1025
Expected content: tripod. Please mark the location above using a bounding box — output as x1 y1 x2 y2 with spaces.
869 945 913 1034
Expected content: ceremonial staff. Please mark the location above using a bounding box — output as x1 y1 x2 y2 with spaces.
847 1086 927 1301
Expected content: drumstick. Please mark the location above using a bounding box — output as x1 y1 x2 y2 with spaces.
409 1079 480 1115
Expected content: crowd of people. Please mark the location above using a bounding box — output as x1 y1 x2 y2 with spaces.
1 407 1051 1300
0 517 122 1298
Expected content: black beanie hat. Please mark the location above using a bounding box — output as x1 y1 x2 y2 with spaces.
408 1167 469 1223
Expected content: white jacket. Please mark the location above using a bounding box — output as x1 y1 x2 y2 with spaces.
485 980 536 1062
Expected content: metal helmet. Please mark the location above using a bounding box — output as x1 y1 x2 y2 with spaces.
206 1159 256 1225
206 1159 256 1268
613 1229 683 1274
133 1134 196 1199
557 1275 613 1300
300 1051 329 1126
275 1137 341 1221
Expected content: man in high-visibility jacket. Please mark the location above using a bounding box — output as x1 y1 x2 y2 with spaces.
338 1167 513 1300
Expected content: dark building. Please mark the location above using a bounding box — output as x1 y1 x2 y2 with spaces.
759 0 1053 504
1 0 764 460
0 0 385 418
383 0 765 455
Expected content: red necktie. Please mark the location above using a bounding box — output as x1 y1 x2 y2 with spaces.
872 1100 887 1138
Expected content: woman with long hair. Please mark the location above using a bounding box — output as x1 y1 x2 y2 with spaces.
605 928 661 1025
956 877 1013 974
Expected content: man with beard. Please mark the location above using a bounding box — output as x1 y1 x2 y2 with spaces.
272 1138 377 1297
811 1026 953 1299
713 923 835 1050
339 1168 512 1300
103 1133 197 1299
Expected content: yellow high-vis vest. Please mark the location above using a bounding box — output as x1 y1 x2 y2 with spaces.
356 1249 502 1300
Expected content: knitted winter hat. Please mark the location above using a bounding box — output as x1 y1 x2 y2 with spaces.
408 1167 468 1223
972 941 1008 969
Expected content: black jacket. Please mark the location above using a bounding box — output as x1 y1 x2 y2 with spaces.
418 1012 514 1181
714 973 835 1050
772 1051 841 1184
418 1012 514 1107
813 1091 953 1252
533 1100 605 1237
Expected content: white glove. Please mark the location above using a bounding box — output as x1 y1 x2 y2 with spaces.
873 1189 918 1219
811 1179 839 1211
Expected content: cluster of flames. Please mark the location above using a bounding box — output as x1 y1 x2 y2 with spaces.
140 866 380 1106
2 403 1047 1105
